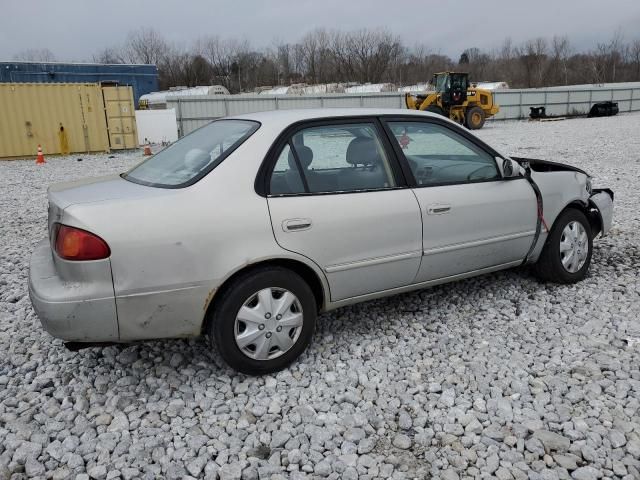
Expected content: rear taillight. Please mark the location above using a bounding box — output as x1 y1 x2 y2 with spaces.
53 223 111 261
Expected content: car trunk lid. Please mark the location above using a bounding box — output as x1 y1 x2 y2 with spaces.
47 174 174 240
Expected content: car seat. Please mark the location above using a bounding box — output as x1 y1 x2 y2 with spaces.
342 137 388 190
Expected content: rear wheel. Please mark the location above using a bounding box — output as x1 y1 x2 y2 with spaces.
208 267 316 374
534 208 593 283
465 106 486 130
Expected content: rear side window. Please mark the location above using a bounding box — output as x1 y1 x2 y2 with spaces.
124 119 259 188
270 144 306 195
269 123 397 195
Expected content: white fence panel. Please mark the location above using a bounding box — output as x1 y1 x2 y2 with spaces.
520 91 548 106
361 95 404 108
591 90 613 102
277 97 323 109
571 91 591 102
168 84 640 136
618 100 632 112
322 96 362 107
613 90 629 100
227 97 276 116
492 91 521 119
135 109 178 144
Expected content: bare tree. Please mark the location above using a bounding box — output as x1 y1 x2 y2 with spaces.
291 43 306 81
159 50 191 89
300 29 333 84
550 36 571 85
197 36 252 92
459 47 492 80
517 38 548 87
336 29 401 83
123 28 169 65
92 47 125 64
492 37 516 83
274 41 292 85
90 27 640 91
630 39 640 80
13 48 56 62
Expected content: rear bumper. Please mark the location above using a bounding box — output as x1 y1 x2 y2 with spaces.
28 238 119 342
589 189 614 236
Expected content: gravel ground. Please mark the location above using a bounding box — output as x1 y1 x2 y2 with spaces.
1 113 639 480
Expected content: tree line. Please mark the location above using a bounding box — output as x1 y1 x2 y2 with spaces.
15 28 640 92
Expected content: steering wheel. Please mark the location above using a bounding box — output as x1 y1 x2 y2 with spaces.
467 165 496 181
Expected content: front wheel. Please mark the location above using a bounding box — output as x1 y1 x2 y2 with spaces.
208 267 316 375
534 208 593 283
465 106 486 129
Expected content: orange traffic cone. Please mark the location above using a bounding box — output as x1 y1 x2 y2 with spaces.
143 144 152 156
35 145 46 164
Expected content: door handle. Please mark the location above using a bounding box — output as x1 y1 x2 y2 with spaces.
427 204 451 215
282 218 312 232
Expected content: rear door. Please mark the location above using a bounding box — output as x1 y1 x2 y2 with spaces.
265 119 422 302
383 118 537 282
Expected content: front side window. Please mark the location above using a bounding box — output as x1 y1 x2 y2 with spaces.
124 119 259 188
269 123 397 195
388 121 499 186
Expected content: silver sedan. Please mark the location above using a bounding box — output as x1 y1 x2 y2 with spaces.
29 109 613 374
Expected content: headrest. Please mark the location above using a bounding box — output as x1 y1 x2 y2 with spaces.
346 137 381 166
288 145 313 169
184 148 211 170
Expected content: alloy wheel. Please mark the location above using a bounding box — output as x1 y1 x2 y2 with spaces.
559 220 589 273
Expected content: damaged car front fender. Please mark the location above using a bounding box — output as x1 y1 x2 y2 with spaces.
589 189 614 237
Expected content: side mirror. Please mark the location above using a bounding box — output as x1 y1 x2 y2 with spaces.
498 157 519 178
503 158 514 177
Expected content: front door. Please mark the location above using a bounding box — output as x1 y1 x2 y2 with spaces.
384 119 537 282
266 120 423 301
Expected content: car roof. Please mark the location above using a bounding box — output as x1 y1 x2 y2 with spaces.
229 108 443 129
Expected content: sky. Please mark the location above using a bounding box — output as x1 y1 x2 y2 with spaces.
1 0 640 61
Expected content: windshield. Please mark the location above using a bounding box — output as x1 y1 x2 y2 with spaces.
123 119 260 188
434 74 449 92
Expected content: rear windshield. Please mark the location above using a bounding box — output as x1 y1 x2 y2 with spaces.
123 119 259 188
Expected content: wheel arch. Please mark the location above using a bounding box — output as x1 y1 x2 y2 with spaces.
201 257 328 335
555 200 602 237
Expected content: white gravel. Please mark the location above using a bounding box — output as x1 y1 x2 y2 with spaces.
1 113 640 480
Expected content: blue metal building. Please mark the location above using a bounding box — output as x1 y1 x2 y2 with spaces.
0 62 158 105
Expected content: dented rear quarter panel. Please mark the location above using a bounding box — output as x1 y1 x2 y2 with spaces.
61 125 330 341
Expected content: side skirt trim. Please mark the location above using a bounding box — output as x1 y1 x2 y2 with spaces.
423 231 536 256
325 250 423 273
326 260 522 311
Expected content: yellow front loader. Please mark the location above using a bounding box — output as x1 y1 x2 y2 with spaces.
405 72 499 129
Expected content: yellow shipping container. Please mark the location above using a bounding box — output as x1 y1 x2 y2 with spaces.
0 83 137 159
102 85 138 150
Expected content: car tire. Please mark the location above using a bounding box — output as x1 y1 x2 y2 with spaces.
208 266 316 375
534 208 593 284
465 106 486 130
